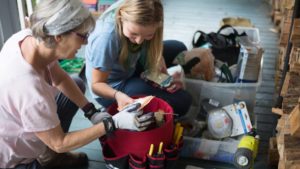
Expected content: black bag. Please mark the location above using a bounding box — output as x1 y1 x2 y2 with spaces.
192 25 246 66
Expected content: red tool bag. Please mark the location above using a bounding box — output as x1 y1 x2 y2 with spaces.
100 96 180 169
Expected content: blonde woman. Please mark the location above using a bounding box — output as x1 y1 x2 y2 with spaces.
0 0 152 168
85 0 192 117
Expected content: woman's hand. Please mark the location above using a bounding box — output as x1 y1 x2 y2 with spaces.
115 91 134 110
167 71 183 93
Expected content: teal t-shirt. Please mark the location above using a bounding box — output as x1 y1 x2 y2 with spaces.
85 1 147 98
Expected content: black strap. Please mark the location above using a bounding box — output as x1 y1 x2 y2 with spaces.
82 102 97 119
217 24 239 35
192 30 207 48
182 57 201 74
103 117 116 136
192 25 248 49
218 24 248 37
218 24 248 45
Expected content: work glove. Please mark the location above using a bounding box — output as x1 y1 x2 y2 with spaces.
113 102 155 131
82 103 111 124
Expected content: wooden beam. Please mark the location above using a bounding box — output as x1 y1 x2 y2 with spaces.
289 105 300 137
281 72 290 97
292 19 300 36
273 107 284 116
268 137 280 167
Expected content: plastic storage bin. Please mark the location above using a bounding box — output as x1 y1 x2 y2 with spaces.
184 26 262 122
184 58 262 122
180 137 239 163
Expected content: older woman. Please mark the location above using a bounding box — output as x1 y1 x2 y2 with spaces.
0 0 152 168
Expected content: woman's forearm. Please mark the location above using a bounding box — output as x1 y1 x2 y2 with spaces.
92 82 117 99
36 123 106 153
56 74 89 108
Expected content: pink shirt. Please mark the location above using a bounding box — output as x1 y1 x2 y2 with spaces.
0 29 60 168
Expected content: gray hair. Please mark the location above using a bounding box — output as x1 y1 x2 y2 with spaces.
30 0 95 48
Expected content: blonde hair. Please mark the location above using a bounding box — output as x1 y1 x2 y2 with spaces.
30 0 95 48
115 0 163 72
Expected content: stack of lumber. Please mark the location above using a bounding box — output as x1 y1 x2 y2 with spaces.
275 104 300 169
280 72 300 114
268 0 300 168
272 0 295 91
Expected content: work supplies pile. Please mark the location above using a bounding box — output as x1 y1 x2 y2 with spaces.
178 21 262 169
187 25 263 83
179 100 259 169
100 96 182 169
219 26 263 83
182 100 253 139
184 25 262 125
192 25 244 67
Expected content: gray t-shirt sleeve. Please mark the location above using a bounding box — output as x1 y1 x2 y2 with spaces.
86 27 119 72
84 10 146 91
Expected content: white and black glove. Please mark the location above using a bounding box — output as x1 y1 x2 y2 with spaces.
90 112 111 124
135 111 155 131
83 102 154 135
82 103 111 124
112 110 154 131
112 102 154 131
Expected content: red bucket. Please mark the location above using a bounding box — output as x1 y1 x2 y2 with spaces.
103 96 174 158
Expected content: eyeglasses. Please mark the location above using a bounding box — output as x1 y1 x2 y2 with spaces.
72 32 89 41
